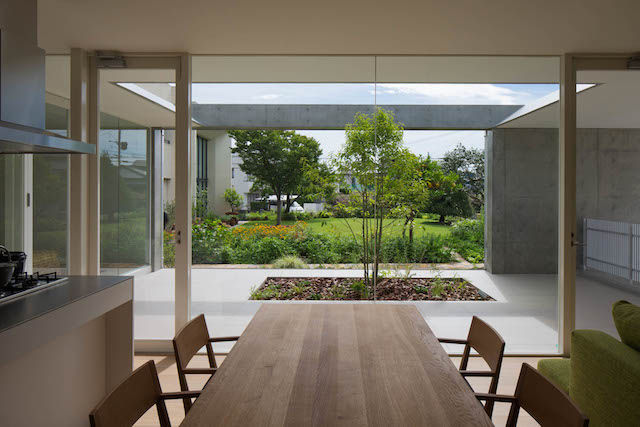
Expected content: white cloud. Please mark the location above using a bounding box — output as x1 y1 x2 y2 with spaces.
377 83 530 105
255 94 281 100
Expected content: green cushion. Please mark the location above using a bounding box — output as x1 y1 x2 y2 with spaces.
537 358 571 393
571 329 640 427
612 300 640 351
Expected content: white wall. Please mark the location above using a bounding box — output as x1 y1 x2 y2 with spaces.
206 131 232 215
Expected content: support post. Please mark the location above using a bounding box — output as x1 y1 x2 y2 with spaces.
69 49 100 276
174 54 192 333
69 49 89 275
558 54 577 356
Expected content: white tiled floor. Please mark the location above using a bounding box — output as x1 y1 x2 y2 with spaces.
134 267 640 354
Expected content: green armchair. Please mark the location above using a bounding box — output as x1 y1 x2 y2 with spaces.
538 301 640 427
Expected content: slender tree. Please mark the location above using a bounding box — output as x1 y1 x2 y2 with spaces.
337 109 404 295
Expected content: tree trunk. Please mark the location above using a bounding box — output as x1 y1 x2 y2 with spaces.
276 193 283 225
409 220 414 244
439 214 446 224
285 194 292 213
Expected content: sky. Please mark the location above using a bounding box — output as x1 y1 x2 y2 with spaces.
190 83 559 159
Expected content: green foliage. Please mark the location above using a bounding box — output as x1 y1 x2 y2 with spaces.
381 236 453 263
164 200 176 230
163 231 175 267
350 279 370 299
273 255 308 269
249 200 268 212
414 285 429 294
191 219 233 264
193 187 210 220
441 143 485 212
421 157 473 224
431 281 445 298
223 188 243 212
246 211 274 221
446 214 485 263
337 108 405 287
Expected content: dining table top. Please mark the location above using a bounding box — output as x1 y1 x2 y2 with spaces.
180 303 493 426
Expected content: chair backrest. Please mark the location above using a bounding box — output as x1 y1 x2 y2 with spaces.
463 316 505 373
90 360 170 427
508 363 589 427
173 314 215 371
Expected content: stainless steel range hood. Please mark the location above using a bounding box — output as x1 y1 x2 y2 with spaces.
0 3 95 155
0 120 95 154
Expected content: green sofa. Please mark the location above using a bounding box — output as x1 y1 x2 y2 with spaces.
538 301 640 426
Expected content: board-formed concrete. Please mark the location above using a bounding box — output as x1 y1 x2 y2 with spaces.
192 104 522 130
485 128 640 274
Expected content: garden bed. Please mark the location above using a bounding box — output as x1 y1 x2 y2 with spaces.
250 277 493 301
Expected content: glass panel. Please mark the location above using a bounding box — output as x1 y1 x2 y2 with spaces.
575 68 640 336
34 103 70 274
99 66 175 340
99 119 150 275
375 56 561 354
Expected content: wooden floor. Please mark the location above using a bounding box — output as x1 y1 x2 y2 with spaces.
133 353 552 426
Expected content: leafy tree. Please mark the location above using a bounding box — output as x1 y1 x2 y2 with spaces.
229 130 322 225
387 151 429 244
440 143 485 211
337 108 404 292
223 188 243 213
423 159 473 224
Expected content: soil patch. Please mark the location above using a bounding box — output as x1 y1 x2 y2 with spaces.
250 277 493 301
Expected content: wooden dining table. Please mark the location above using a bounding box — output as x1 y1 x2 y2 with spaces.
180 303 493 426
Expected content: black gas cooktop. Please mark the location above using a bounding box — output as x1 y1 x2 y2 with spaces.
0 272 66 303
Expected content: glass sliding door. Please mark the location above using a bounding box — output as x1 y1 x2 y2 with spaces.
99 117 150 275
98 63 176 341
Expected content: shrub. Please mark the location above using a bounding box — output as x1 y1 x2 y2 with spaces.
249 201 268 212
273 255 308 269
246 211 273 221
316 210 333 218
192 219 233 264
381 236 453 264
163 231 175 267
230 236 296 264
447 215 485 262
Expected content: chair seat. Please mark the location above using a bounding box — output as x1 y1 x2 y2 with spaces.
537 358 571 393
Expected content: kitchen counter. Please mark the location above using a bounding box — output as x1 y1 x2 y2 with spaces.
0 275 131 333
0 275 133 427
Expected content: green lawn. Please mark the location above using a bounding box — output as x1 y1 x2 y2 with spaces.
238 217 451 238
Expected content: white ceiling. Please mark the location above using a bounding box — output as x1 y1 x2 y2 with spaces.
37 0 640 55
500 71 640 129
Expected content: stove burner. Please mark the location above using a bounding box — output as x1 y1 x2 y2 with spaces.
0 272 64 301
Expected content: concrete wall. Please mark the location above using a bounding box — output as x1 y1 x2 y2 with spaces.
485 128 640 274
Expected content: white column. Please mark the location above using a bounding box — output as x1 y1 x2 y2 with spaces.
175 53 192 332
69 49 100 276
558 54 577 355
69 48 89 275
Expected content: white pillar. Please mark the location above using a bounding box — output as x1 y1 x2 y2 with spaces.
175 53 192 332
69 49 100 276
558 54 577 355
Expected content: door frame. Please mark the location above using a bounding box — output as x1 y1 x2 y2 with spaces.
558 52 634 355
73 52 192 346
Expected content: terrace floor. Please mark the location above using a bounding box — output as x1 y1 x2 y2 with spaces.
134 267 640 354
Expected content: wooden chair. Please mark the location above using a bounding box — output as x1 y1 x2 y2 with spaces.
89 360 200 427
172 313 240 413
476 363 589 427
438 315 505 417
